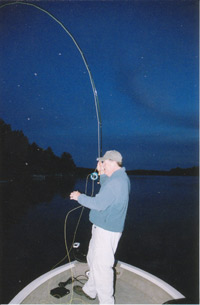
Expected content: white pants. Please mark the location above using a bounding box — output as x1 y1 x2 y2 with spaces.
83 225 122 304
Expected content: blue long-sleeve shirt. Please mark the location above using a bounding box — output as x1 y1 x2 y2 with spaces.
78 167 130 232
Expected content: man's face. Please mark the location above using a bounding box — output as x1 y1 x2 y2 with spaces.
102 159 116 177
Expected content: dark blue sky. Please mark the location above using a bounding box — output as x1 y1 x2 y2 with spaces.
0 0 199 170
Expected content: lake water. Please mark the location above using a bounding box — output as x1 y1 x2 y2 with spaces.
0 175 199 304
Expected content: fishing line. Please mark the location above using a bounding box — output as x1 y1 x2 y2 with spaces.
54 174 95 269
49 175 96 303
51 205 83 271
65 176 96 304
0 1 102 158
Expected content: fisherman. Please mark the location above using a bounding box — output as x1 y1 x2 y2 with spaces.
70 150 130 304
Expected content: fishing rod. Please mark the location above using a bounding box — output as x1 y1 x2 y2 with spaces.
0 1 102 161
1 4 102 301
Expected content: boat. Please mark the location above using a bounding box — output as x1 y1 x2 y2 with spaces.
9 260 185 304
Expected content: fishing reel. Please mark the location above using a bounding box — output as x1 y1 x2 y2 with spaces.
90 172 99 181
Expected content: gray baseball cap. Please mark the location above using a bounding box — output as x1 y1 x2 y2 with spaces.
97 150 122 163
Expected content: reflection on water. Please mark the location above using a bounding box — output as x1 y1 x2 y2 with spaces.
0 175 199 304
1 176 75 226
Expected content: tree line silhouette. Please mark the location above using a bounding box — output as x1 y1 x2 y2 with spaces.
0 118 198 180
0 119 76 180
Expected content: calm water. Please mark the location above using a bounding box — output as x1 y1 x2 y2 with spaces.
0 175 199 304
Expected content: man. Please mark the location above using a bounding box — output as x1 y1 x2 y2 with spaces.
70 150 130 304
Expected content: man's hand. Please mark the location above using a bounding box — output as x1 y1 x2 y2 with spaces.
70 191 81 201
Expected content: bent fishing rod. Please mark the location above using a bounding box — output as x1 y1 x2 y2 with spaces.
0 1 102 160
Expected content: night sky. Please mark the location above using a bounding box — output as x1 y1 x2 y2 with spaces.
0 0 199 170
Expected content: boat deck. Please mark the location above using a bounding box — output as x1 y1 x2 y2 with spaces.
10 261 183 304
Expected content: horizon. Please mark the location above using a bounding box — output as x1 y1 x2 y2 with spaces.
76 165 199 172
